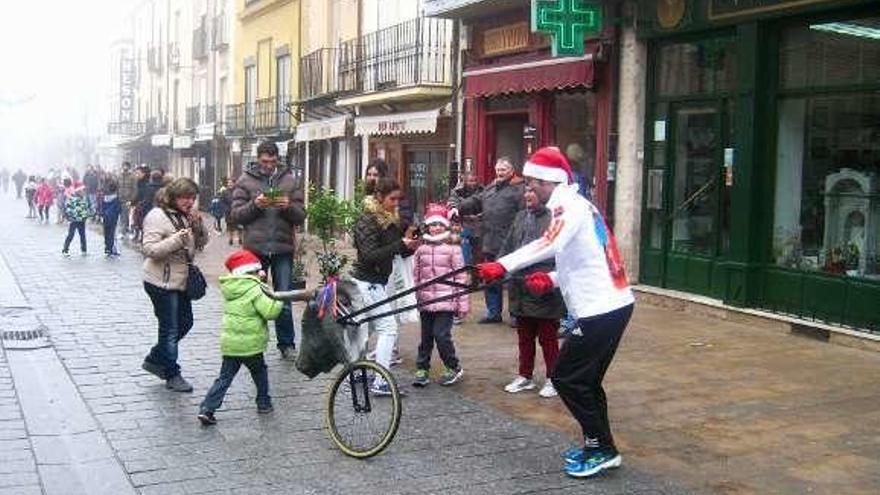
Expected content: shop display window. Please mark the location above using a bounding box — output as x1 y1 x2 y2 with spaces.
553 91 597 198
656 37 737 98
774 17 880 279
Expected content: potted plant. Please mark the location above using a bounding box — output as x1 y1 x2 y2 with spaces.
823 242 860 276
306 185 360 282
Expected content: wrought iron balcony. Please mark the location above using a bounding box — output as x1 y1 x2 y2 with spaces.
300 48 340 101
193 22 209 60
225 103 248 136
255 97 278 135
338 17 453 96
186 106 201 130
146 115 169 134
204 104 217 124
107 122 146 136
212 14 229 50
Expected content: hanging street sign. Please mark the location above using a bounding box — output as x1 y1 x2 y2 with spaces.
531 0 603 57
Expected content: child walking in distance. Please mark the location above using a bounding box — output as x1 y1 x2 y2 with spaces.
411 204 468 388
62 187 90 256
198 250 283 425
35 178 54 223
102 180 121 257
499 189 565 398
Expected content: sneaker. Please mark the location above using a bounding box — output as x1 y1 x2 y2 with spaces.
141 360 165 380
370 382 407 397
504 376 536 393
478 316 502 324
80 251 88 257
257 403 274 414
563 446 585 464
165 375 193 393
197 411 217 426
439 367 463 386
412 369 430 388
279 346 296 360
539 381 558 398
453 316 463 326
61 251 71 258
565 449 622 478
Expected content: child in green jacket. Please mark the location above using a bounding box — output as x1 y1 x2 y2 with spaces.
198 250 284 425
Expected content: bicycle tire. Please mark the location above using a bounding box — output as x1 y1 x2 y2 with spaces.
325 360 402 458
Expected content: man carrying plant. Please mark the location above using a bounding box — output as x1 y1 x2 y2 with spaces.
230 141 306 359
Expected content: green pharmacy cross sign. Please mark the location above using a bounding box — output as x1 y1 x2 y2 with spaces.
531 0 603 57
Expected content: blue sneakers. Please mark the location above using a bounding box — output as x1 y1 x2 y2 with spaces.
562 446 585 464
565 449 622 478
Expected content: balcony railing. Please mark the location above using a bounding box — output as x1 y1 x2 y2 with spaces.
193 22 209 60
225 103 248 136
205 104 217 124
186 106 201 130
300 48 340 100
212 14 229 50
255 97 278 134
146 115 169 135
168 42 180 69
338 17 453 95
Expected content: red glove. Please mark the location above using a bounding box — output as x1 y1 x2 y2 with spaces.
524 272 554 296
476 262 506 282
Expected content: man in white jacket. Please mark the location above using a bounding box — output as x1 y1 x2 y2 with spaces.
475 146 635 479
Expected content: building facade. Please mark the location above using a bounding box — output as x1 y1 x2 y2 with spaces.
226 0 301 177
635 0 880 330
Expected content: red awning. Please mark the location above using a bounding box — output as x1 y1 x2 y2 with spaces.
464 54 595 97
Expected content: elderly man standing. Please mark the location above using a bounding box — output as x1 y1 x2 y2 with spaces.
230 141 306 359
449 157 524 324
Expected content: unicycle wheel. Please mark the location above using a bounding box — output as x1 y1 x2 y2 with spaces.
325 360 401 458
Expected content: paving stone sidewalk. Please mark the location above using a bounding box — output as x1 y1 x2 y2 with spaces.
0 196 690 494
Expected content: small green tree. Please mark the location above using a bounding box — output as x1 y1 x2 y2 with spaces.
306 185 360 280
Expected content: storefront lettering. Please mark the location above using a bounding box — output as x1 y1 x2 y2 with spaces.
119 47 135 123
709 0 836 20
377 121 407 133
482 22 531 57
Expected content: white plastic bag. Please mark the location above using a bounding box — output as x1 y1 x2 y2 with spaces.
388 255 419 324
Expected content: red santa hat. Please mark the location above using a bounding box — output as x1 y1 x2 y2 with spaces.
424 203 450 227
522 146 574 184
225 249 263 276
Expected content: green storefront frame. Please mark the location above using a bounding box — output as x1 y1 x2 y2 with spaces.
637 0 880 332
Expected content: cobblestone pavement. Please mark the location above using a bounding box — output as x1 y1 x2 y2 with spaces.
0 195 691 494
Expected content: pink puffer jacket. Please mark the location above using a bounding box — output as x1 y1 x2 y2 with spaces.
413 240 469 315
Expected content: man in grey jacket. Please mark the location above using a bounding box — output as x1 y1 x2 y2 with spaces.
230 141 306 358
449 157 524 324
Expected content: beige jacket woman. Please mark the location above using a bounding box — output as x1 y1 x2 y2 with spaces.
142 208 198 291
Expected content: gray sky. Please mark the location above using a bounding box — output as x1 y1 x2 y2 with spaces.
0 0 135 169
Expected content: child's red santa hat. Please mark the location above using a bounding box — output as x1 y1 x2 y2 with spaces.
225 249 263 276
424 203 450 227
522 146 574 184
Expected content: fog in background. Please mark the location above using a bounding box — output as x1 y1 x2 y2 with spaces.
0 0 136 174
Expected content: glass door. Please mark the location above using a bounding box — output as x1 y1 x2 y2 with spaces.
406 149 450 222
662 101 730 294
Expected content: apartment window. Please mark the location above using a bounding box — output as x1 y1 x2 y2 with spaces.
277 55 291 128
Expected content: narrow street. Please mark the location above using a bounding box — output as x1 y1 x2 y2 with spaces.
0 195 689 494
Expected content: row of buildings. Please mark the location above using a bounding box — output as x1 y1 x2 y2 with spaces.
103 0 880 332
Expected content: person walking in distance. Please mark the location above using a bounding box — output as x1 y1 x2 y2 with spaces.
12 169 26 199
229 141 306 360
35 178 54 223
117 162 137 236
449 158 525 324
24 176 37 218
0 168 9 196
62 186 90 257
475 147 634 479
101 179 122 257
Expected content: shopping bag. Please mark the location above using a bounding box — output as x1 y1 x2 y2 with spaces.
295 302 349 379
387 255 419 324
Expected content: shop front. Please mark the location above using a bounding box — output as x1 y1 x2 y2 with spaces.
294 115 352 196
461 6 615 211
356 108 454 220
638 0 880 330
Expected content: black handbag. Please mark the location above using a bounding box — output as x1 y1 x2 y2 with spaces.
164 210 207 300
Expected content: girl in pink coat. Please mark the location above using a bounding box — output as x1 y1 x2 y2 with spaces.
411 203 469 388
35 178 55 223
